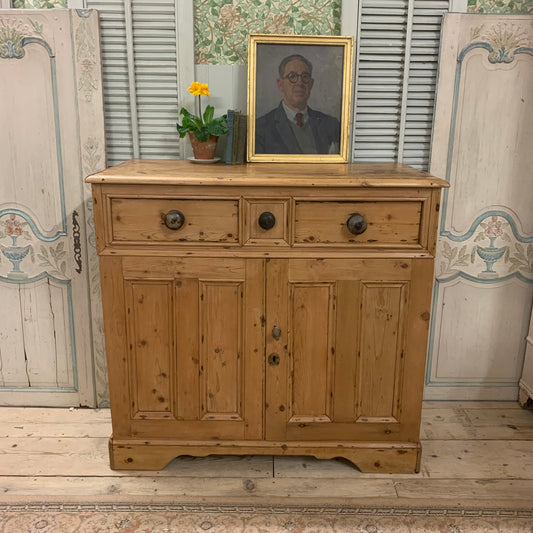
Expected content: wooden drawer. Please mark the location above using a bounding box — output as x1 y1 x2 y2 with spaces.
108 197 239 245
294 200 423 246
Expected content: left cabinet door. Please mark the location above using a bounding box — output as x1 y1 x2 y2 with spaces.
101 256 265 441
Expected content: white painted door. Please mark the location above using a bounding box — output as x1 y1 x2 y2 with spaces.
427 14 533 400
0 9 105 406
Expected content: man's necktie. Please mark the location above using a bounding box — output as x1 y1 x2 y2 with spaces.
295 113 304 127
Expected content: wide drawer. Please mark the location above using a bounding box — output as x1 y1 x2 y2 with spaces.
294 200 423 246
108 197 239 244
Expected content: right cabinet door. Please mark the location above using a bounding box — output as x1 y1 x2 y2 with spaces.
265 257 433 443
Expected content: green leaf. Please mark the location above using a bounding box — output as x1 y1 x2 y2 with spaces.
203 105 214 125
208 121 228 136
192 128 210 142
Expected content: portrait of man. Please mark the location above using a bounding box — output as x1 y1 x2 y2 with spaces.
255 53 341 155
248 36 352 162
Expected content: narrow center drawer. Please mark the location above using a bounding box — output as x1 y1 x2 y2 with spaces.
109 198 239 244
294 200 423 246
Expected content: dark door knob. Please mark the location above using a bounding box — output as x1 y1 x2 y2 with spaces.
346 213 367 235
258 211 276 230
163 209 185 230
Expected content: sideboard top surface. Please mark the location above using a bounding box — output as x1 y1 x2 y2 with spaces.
86 159 449 188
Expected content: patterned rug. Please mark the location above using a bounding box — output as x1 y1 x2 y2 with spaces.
0 503 532 532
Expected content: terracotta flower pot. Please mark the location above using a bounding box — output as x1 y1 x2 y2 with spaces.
189 132 218 160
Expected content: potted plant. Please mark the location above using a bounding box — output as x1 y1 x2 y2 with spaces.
177 82 228 160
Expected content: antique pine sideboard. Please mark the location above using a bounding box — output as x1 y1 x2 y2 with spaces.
87 160 448 473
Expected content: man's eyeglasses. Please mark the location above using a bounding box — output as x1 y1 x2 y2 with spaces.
282 71 313 85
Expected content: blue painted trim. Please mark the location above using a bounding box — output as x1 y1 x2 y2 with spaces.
440 44 533 239
0 387 78 392
441 210 533 243
437 269 533 285
20 36 53 57
425 382 517 388
75 9 94 18
0 274 78 392
0 270 66 285
66 279 79 392
69 9 96 405
515 47 533 57
0 208 65 242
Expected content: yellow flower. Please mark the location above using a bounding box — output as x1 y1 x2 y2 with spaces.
188 81 210 97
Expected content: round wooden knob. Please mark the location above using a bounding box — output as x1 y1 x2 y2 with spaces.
258 211 276 230
163 210 185 230
346 213 367 235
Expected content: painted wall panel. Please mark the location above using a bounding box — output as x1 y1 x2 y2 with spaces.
0 9 105 406
427 14 533 400
447 51 532 234
429 278 533 383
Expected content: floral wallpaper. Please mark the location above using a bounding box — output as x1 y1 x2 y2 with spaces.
12 0 66 7
468 0 532 13
193 0 341 65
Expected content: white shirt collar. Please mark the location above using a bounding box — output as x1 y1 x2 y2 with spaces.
282 101 308 125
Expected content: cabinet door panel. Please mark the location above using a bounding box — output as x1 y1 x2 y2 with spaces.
125 280 173 417
266 258 430 443
290 283 335 422
107 257 264 441
357 282 407 422
200 280 243 420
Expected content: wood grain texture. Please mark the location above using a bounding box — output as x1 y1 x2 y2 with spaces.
109 198 239 244
90 161 445 473
86 160 449 188
294 200 423 247
1 402 532 507
243 199 290 246
357 282 406 421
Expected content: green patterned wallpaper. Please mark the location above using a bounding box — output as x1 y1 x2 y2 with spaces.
193 0 341 65
468 0 532 13
10 0 531 58
13 0 66 7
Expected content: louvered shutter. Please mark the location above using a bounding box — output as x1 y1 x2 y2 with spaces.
86 0 192 166
352 0 449 170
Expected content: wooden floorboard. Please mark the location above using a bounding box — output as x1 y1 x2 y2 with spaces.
0 401 532 507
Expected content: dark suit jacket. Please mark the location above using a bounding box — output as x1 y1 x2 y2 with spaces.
255 102 340 154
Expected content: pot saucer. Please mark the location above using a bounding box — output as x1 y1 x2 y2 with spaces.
187 156 221 164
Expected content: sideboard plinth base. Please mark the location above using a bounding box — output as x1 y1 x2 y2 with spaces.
109 438 422 474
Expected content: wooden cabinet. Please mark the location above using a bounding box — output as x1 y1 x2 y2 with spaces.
87 160 447 473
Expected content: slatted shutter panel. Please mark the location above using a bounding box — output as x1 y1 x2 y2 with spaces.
403 1 449 169
352 0 449 170
86 0 188 166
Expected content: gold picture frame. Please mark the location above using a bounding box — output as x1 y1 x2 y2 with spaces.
247 34 353 163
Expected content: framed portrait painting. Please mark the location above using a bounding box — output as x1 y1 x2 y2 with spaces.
247 34 353 163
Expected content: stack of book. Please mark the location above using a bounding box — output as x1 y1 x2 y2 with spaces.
225 110 247 164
